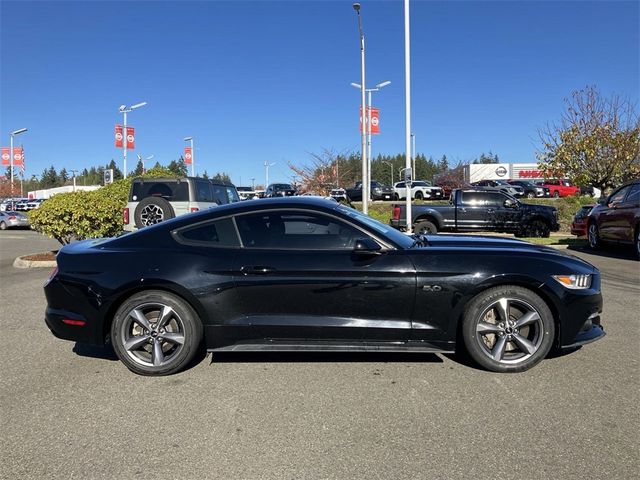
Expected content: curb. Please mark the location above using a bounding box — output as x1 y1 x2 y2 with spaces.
13 255 57 269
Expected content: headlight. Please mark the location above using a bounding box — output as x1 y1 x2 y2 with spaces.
552 274 592 289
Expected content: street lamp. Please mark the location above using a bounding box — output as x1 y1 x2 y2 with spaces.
137 154 154 174
183 136 194 176
350 80 391 194
403 0 412 233
353 2 369 214
9 128 28 195
118 102 147 179
264 161 276 188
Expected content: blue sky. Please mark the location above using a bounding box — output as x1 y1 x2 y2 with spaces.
1 0 638 186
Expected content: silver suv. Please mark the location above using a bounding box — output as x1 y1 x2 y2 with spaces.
123 177 240 231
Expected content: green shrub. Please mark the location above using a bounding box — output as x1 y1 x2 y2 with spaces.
29 167 179 245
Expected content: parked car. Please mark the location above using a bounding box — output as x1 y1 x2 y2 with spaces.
25 198 46 210
13 199 31 211
0 211 30 230
587 179 640 257
390 189 559 237
236 186 257 200
540 179 580 198
330 187 348 203
393 181 445 201
345 181 394 201
264 183 297 198
571 205 595 237
45 197 604 376
579 185 602 198
471 179 524 197
124 177 240 232
507 180 550 198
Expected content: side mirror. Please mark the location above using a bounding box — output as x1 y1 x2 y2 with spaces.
597 197 607 206
504 199 517 209
353 237 383 255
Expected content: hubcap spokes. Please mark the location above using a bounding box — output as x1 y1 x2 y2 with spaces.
141 205 164 226
475 297 543 364
121 303 185 368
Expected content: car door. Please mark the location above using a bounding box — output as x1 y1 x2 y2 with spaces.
455 191 490 231
231 208 416 342
606 184 639 243
484 192 520 232
599 185 631 241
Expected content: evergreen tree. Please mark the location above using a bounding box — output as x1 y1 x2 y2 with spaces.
133 159 145 176
438 155 449 173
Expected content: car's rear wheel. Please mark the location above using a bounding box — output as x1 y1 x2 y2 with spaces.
462 286 555 372
635 227 639 260
414 219 438 234
526 192 535 199
526 219 550 238
415 191 424 200
553 191 560 198
134 197 176 229
0 221 6 230
393 193 400 201
588 222 600 249
111 291 203 376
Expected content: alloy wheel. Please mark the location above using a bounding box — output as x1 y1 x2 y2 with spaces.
140 205 165 226
119 302 186 368
474 297 544 365
588 224 599 248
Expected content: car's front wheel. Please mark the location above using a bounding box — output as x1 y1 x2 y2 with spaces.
462 285 555 372
526 192 535 199
111 291 203 376
0 221 6 230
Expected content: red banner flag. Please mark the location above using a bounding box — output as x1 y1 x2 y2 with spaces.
126 127 135 149
359 107 380 134
1 147 9 166
115 125 123 148
13 147 24 166
184 147 192 165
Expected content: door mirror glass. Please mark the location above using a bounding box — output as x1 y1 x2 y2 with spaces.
503 198 517 209
353 237 382 254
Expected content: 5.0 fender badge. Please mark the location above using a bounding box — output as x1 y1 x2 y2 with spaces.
422 285 442 292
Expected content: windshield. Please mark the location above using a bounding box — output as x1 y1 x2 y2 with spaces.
336 206 414 249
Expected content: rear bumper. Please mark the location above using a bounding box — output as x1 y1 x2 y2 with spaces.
45 307 103 345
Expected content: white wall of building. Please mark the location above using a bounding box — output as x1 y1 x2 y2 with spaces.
464 163 543 183
28 185 101 199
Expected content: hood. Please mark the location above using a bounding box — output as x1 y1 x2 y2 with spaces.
415 234 596 270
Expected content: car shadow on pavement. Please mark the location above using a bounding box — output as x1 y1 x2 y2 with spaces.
72 343 119 361
568 244 638 261
210 351 444 365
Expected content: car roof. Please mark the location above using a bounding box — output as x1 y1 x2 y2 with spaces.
131 176 235 186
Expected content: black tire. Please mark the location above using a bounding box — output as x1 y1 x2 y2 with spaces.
415 191 424 200
527 219 550 238
526 192 535 199
393 193 400 201
588 222 600 249
111 290 203 376
462 285 555 373
0 221 6 230
134 197 175 229
634 226 639 260
414 219 438 234
553 191 560 198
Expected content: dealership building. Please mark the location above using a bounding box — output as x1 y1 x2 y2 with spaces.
462 163 545 184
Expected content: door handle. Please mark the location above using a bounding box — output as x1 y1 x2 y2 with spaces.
486 208 495 213
459 208 467 213
240 265 276 275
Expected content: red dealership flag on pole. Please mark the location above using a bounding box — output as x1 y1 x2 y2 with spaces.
115 125 124 147
184 147 192 164
126 127 135 149
12 147 24 166
1 147 9 166
359 107 380 134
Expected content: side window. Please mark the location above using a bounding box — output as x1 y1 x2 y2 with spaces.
177 217 240 247
195 181 213 202
609 186 630 206
211 185 229 204
486 193 506 207
235 211 364 249
461 192 487 206
624 184 640 206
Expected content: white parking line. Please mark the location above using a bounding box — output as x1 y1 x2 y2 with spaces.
0 236 27 240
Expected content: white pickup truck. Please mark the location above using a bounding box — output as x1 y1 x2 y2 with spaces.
393 181 445 201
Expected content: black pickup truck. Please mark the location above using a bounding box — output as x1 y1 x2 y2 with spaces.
346 181 395 201
390 189 560 237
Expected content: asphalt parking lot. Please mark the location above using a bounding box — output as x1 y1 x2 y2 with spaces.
1 230 638 479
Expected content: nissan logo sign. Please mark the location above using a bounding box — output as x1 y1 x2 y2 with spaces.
495 166 508 177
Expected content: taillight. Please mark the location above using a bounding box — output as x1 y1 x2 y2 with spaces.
62 319 86 326
392 206 401 221
123 208 129 224
8 216 16 220
190 207 199 212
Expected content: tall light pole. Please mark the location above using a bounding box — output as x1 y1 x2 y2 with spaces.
119 102 147 179
351 80 391 193
9 128 27 196
183 136 194 176
353 2 369 214
264 161 276 187
137 154 154 174
411 133 416 177
70 169 78 192
403 0 412 233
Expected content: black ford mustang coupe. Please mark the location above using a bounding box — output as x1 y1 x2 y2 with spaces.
45 197 604 376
